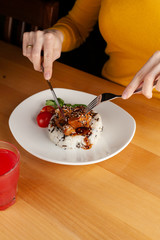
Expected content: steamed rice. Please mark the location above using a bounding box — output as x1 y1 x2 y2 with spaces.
48 105 103 150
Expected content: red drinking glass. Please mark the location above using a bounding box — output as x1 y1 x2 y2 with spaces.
0 141 20 210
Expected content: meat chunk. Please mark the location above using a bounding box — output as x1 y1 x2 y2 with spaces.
63 125 76 136
68 114 92 129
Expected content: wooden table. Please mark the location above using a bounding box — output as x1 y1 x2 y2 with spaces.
0 40 160 240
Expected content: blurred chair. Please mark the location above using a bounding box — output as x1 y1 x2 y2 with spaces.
0 0 59 46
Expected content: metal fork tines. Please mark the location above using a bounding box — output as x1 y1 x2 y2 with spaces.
85 93 121 114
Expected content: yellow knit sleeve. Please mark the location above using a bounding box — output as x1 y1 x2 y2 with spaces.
50 0 101 52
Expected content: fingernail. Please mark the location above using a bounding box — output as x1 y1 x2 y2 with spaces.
122 92 128 99
44 72 51 80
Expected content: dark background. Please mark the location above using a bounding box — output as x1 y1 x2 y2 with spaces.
0 0 107 78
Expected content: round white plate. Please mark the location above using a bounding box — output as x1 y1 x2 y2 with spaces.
9 88 136 165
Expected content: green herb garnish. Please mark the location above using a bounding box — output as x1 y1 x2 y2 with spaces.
46 98 64 108
46 98 86 109
71 104 87 108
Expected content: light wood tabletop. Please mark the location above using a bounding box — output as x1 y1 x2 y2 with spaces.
0 40 160 240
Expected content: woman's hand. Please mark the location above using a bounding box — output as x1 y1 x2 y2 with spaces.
23 29 64 80
122 51 160 99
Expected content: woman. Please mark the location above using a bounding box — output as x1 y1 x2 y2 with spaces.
23 0 160 99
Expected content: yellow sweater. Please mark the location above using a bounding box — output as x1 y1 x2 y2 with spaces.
52 0 160 98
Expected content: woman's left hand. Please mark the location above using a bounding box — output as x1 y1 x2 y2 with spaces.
122 51 160 99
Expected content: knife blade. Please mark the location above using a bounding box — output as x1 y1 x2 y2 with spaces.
46 80 66 119
41 64 66 120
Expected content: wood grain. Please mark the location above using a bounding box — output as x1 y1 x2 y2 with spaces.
0 41 160 240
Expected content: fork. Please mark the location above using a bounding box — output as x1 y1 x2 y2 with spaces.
85 80 158 114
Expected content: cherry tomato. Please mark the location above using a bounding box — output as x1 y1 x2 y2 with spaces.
41 106 55 114
37 111 53 128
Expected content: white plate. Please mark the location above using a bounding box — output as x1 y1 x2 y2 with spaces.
9 88 136 165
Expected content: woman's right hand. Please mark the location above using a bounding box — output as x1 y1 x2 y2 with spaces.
23 29 64 80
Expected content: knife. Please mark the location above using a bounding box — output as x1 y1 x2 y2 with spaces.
41 64 66 120
46 80 66 119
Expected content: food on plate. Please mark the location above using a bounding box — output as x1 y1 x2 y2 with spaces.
48 106 103 150
37 98 103 150
37 111 53 128
36 106 55 128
